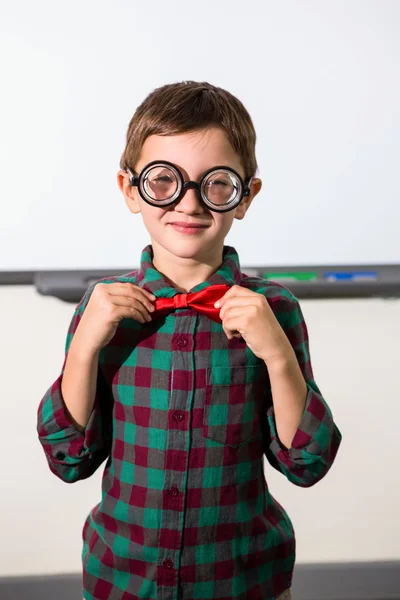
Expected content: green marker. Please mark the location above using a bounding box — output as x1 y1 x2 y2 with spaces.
263 271 317 282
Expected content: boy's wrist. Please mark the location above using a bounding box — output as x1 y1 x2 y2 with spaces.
69 333 101 362
263 345 297 374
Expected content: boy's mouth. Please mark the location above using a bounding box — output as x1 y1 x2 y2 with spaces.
170 221 208 228
169 221 210 234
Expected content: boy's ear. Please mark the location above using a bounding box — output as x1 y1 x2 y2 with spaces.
116 169 141 214
234 177 262 220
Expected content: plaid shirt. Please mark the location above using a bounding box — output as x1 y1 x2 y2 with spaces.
37 244 342 600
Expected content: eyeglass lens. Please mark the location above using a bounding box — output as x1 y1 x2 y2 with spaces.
141 165 240 207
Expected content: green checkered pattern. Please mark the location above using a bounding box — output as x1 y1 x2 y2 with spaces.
37 244 342 600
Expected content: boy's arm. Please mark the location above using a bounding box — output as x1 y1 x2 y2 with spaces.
36 283 113 484
262 295 342 487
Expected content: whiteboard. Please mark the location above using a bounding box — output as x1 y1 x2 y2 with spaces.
1 0 399 271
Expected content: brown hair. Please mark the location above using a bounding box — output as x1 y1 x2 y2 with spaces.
119 81 258 180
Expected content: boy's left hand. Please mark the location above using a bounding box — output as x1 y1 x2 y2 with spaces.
215 285 293 366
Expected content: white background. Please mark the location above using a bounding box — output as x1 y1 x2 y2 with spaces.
0 0 399 270
1 0 399 579
2 288 400 575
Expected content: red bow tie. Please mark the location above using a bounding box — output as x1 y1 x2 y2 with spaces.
151 284 230 323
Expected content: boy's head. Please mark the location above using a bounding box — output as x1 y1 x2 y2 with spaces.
117 81 262 263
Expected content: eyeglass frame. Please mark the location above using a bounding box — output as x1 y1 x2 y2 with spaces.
124 160 253 213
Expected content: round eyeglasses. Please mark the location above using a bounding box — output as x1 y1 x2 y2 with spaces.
125 160 253 213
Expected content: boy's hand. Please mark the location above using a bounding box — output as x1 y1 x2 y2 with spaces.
215 285 293 366
74 283 156 354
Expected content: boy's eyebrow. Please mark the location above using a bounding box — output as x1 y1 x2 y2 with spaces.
168 163 237 179
133 160 243 180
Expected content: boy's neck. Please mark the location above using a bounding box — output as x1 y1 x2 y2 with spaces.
151 240 224 293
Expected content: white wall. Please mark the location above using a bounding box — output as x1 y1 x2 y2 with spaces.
1 0 400 270
1 285 399 576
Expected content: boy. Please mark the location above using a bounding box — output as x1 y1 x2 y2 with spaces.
37 81 342 600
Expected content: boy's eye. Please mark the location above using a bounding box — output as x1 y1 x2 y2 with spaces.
208 179 228 187
154 175 174 183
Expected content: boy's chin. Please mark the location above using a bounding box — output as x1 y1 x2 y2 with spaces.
169 242 208 258
157 237 216 259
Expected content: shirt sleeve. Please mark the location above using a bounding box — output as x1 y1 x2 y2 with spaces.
262 293 342 487
36 282 113 484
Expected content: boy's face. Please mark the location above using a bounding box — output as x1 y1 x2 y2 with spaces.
117 127 261 262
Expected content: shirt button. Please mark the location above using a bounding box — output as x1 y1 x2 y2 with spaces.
177 337 188 347
173 411 184 421
163 559 173 569
169 487 179 497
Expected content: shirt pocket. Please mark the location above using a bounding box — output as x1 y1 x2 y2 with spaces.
203 364 267 447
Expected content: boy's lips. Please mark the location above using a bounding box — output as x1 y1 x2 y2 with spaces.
169 221 210 235
169 221 209 228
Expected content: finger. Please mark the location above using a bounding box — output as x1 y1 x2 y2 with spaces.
221 307 248 321
221 323 233 340
106 282 156 301
215 286 256 307
222 311 248 336
222 315 245 336
112 305 149 324
222 322 241 340
218 296 259 315
220 296 260 306
110 296 153 323
128 283 157 304
106 283 156 313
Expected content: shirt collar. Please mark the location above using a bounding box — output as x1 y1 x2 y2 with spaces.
135 244 242 298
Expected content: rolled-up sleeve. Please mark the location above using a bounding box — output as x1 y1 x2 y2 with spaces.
36 282 113 483
263 293 342 487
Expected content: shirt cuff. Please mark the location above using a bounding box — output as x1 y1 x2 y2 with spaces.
37 371 105 467
267 382 334 462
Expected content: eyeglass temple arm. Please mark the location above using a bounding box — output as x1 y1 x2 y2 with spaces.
243 176 253 196
125 167 138 186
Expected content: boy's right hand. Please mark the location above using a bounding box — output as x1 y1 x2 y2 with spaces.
73 282 156 354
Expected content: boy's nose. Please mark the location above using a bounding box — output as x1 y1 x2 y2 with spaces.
175 186 205 211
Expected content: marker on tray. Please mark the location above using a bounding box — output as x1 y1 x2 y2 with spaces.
263 271 317 282
324 271 378 282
